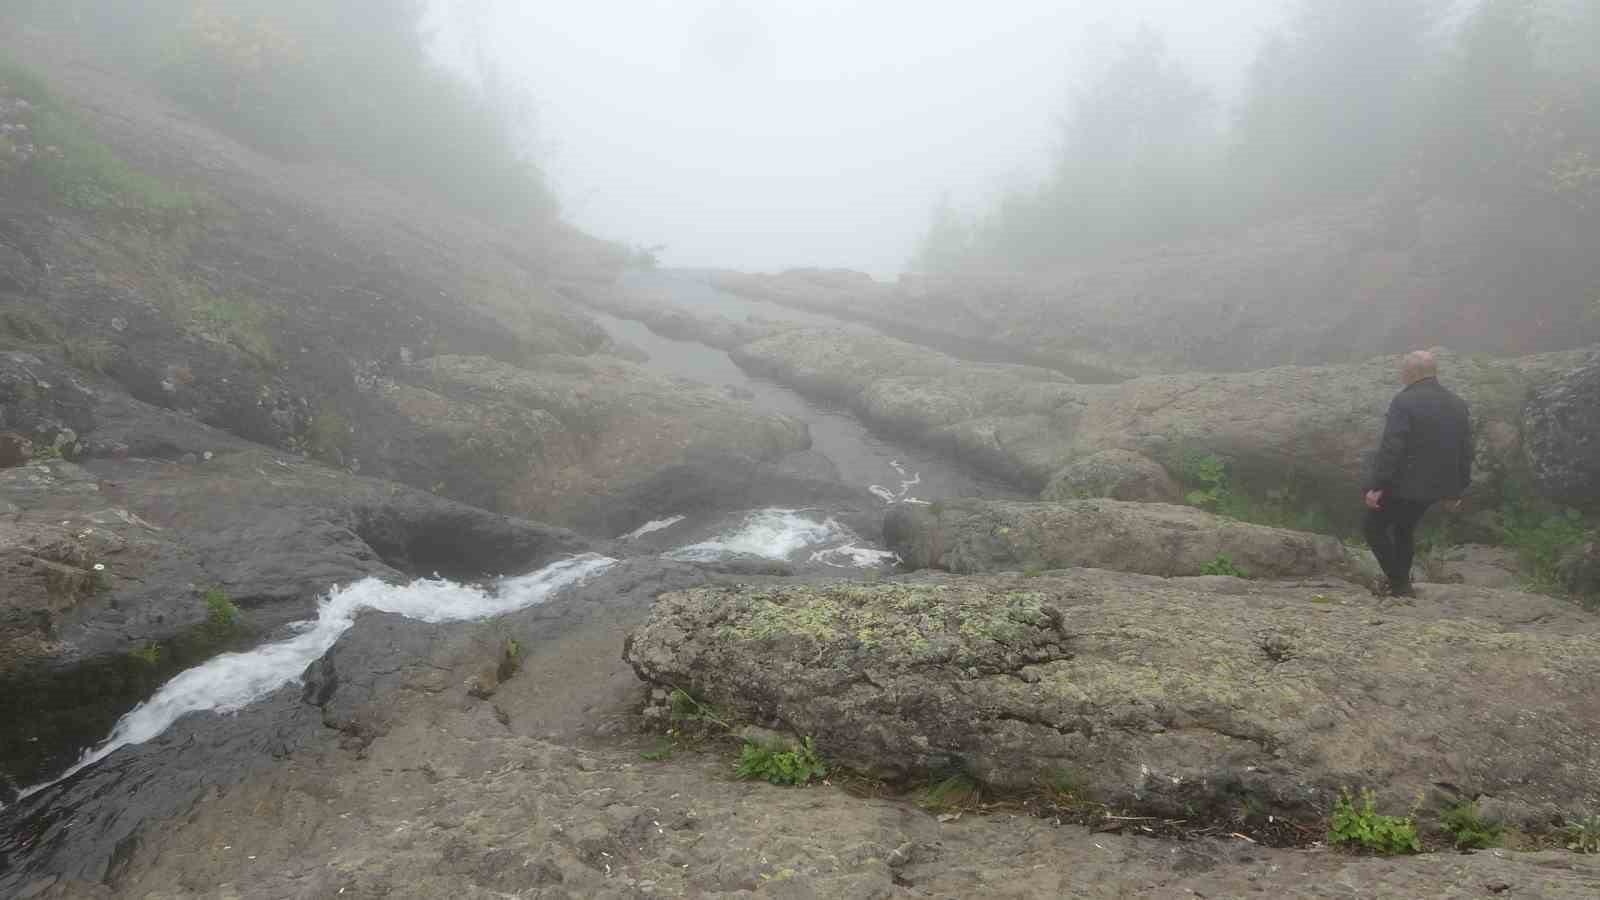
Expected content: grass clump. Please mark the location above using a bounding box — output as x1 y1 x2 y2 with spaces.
1328 788 1421 855
1440 800 1502 850
920 772 985 812
734 736 828 786
1200 553 1248 578
128 641 162 667
202 586 241 632
1568 815 1600 854
0 57 197 217
62 335 116 374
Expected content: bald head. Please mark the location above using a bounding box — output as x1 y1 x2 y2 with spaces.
1401 350 1438 386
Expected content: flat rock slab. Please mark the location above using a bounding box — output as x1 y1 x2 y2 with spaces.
885 497 1355 579
625 571 1600 834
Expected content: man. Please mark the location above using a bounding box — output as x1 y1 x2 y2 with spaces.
1363 350 1473 598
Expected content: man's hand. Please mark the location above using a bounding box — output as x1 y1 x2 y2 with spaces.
1444 497 1464 513
1364 489 1384 511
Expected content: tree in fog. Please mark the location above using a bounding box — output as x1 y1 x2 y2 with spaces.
1230 0 1439 206
1050 27 1215 251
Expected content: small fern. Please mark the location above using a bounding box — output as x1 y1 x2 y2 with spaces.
735 736 828 786
1328 788 1420 855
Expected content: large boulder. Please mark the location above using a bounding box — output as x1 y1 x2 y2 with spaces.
884 498 1353 579
624 572 1600 832
1524 359 1600 509
1041 449 1180 503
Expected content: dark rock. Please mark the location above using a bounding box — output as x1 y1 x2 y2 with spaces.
0 448 591 788
1525 358 1600 509
1559 541 1600 601
0 431 30 468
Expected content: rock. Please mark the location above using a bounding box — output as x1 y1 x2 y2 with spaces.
711 197 1600 377
0 448 591 788
624 572 1600 831
1559 541 1599 601
731 331 1593 521
1041 449 1180 503
374 353 810 530
1525 359 1600 509
1440 544 1524 590
0 430 31 467
884 498 1353 579
1 557 730 892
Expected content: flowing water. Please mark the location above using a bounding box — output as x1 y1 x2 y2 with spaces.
590 278 1022 505
13 508 889 799
12 274 1012 803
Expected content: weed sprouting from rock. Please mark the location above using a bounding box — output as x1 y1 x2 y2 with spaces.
128 641 162 667
1180 451 1231 512
202 586 241 633
1568 815 1600 854
735 736 828 786
1440 800 1502 850
1328 789 1420 855
1200 554 1248 578
920 772 985 812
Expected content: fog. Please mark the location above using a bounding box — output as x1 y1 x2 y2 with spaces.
458 1 1288 277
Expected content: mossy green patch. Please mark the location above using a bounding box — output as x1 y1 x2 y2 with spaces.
725 583 1053 658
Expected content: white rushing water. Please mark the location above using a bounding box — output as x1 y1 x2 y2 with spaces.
664 508 855 562
869 459 931 506
19 554 617 800
18 505 898 802
618 515 687 541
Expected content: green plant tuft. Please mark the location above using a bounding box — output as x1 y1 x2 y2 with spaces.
128 641 162 667
1440 800 1502 850
1328 788 1421 855
202 586 241 632
1180 451 1231 512
735 736 828 786
667 688 730 730
1200 553 1248 578
1568 815 1600 854
920 772 985 812
61 335 117 374
640 740 675 763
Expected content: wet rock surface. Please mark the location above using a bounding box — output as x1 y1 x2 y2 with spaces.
883 498 1354 578
626 573 1600 834
1525 359 1600 509
0 435 588 787
375 352 810 530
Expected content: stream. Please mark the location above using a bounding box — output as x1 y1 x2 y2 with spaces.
593 272 1022 505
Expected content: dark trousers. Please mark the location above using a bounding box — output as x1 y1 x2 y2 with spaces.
1364 497 1433 585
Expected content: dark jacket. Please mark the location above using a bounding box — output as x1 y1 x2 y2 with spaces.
1367 377 1473 500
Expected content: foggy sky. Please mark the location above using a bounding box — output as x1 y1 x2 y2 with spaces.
465 1 1289 278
